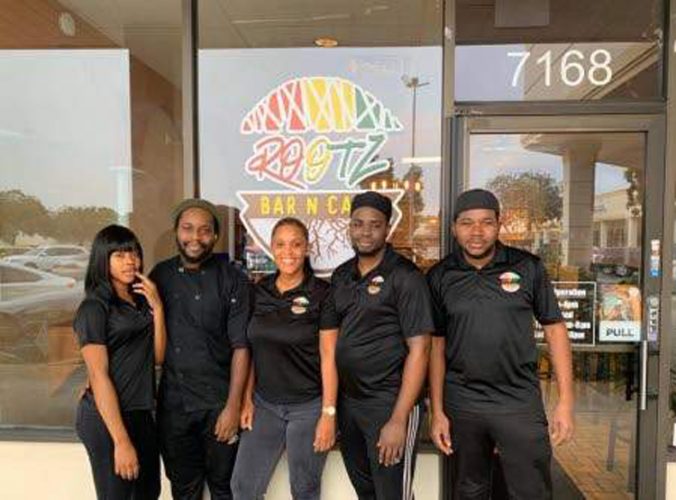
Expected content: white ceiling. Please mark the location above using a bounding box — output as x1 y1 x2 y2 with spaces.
57 0 443 87
523 132 645 170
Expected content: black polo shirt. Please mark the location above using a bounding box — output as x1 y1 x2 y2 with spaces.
150 253 251 412
73 285 154 411
248 273 336 405
426 243 563 413
326 245 435 404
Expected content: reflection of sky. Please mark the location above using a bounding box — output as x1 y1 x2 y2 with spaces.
0 50 132 211
469 135 563 187
456 42 658 101
595 163 630 193
456 45 525 101
469 135 630 194
198 47 443 214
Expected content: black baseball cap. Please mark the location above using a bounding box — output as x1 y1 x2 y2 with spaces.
350 191 393 221
454 189 500 220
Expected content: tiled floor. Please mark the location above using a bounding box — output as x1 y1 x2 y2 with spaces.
543 379 635 499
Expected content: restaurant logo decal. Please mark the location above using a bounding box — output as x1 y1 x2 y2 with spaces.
237 76 405 274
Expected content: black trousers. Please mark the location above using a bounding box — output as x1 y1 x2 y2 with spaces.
338 399 423 500
76 393 160 500
447 409 552 500
157 406 239 500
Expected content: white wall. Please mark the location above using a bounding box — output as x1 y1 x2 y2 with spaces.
667 463 676 500
7 442 676 499
0 442 440 499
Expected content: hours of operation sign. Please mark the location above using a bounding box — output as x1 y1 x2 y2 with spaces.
535 281 596 346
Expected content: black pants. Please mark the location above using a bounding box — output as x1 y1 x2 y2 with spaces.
76 393 160 500
338 399 422 500
158 406 239 500
447 409 552 500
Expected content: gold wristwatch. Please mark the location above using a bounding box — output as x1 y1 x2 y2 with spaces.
321 405 337 417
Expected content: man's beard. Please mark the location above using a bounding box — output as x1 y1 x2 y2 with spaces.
462 242 496 261
353 241 386 258
176 238 214 265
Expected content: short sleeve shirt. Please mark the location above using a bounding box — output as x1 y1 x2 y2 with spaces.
150 253 251 412
247 273 336 405
325 245 435 403
426 243 563 413
73 285 154 411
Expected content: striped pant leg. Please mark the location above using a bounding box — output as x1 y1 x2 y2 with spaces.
400 403 422 500
340 400 423 500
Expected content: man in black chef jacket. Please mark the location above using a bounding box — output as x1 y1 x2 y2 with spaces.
326 191 433 500
150 198 251 500
427 189 574 499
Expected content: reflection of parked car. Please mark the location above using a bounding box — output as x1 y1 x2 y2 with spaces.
2 245 89 280
590 262 639 284
0 263 83 362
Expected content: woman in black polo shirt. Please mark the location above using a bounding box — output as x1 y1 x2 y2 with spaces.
74 225 166 499
231 218 339 500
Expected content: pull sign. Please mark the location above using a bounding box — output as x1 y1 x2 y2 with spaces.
647 295 660 343
650 239 661 277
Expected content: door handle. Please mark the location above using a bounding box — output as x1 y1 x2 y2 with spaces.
640 339 648 411
640 295 660 411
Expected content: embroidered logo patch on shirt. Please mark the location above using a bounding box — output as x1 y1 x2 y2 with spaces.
367 275 385 295
291 296 309 315
499 271 521 293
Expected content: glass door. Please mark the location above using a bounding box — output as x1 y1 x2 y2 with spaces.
455 114 665 499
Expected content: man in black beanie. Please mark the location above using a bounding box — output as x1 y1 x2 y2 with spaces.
426 188 574 499
323 191 434 499
150 199 251 500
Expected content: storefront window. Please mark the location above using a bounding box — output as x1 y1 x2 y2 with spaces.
455 0 664 101
0 1 184 430
198 0 444 276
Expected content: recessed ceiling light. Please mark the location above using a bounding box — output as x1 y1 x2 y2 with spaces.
58 12 76 37
314 37 338 48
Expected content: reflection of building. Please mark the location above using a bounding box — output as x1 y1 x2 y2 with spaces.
522 133 643 271
593 188 641 268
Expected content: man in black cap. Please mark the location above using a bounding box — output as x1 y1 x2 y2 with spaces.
324 190 434 499
427 188 574 499
150 198 251 499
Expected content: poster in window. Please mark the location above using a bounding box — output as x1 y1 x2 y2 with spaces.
598 284 641 342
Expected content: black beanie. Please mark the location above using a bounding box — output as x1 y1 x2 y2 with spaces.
454 189 500 220
172 198 220 234
350 191 392 221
